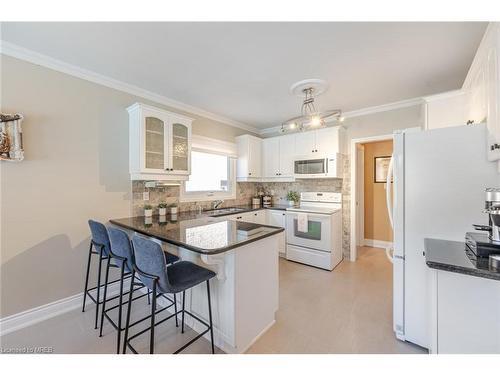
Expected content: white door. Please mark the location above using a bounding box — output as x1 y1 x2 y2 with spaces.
279 134 295 177
356 144 365 247
285 211 332 252
262 138 280 177
294 131 316 157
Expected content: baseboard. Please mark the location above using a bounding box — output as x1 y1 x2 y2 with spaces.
0 281 125 337
363 239 393 249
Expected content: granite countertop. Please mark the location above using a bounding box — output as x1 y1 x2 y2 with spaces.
110 212 284 255
425 238 500 281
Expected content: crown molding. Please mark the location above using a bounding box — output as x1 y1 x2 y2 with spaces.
0 41 260 134
259 96 424 135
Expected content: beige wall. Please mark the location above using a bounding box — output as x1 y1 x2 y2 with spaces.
363 140 393 242
0 55 253 317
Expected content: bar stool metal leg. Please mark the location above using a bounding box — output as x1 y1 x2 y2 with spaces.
122 270 135 354
207 280 215 354
174 294 178 327
116 262 126 354
150 283 157 354
82 242 93 312
99 256 111 337
95 251 104 329
181 290 186 334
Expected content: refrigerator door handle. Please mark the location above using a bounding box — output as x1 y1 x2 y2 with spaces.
385 155 395 263
386 154 394 228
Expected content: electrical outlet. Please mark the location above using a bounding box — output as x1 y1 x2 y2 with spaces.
143 191 149 201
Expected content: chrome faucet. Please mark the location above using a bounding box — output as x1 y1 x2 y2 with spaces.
212 200 224 209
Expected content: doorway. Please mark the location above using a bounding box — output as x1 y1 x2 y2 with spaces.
350 134 393 261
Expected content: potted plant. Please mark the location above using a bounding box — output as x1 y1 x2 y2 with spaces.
286 191 299 207
169 203 178 215
144 204 153 217
158 202 168 216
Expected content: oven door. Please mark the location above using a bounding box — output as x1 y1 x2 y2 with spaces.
294 158 327 177
285 211 332 252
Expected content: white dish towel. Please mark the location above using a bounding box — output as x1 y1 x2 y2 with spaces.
297 213 309 233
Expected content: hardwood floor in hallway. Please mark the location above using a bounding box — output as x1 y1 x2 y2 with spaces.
246 246 426 354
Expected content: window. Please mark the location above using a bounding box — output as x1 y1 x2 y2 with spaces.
181 150 236 202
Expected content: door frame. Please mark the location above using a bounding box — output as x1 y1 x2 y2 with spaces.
350 133 394 262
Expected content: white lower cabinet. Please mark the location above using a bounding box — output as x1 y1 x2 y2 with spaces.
226 209 286 257
429 269 500 353
266 209 286 257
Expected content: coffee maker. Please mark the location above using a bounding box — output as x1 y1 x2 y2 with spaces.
466 188 500 257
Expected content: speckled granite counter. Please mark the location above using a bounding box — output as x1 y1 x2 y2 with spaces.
110 213 284 255
425 238 500 281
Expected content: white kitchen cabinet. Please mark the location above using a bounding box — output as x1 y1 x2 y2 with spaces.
294 126 343 158
127 103 192 181
423 90 470 130
279 134 295 177
266 209 286 257
229 210 265 225
429 269 500 353
294 130 317 157
262 137 281 177
236 135 262 181
463 23 500 162
262 134 295 179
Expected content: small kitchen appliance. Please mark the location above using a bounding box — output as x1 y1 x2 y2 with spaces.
262 195 272 207
469 188 500 257
293 154 342 179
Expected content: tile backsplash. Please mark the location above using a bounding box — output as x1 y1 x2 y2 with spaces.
131 156 352 258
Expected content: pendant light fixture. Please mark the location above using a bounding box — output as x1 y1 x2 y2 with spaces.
281 79 344 133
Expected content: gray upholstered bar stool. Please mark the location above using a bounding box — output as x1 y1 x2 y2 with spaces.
123 235 217 354
99 227 180 353
82 220 115 329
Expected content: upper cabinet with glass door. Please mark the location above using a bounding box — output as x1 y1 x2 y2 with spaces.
127 103 192 180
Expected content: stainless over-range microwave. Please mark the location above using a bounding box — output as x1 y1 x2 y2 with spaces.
294 154 342 179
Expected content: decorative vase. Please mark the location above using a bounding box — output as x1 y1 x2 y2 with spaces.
288 200 295 207
144 209 153 217
159 207 167 216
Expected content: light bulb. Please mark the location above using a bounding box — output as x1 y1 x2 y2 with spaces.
289 122 297 129
311 116 321 126
339 116 345 122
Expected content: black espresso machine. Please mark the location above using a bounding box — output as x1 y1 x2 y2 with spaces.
467 188 500 257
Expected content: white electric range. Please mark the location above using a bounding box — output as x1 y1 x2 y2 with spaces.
285 192 343 271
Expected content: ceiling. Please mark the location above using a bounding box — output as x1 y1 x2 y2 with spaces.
1 22 487 130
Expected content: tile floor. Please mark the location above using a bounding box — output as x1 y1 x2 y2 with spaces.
0 247 426 354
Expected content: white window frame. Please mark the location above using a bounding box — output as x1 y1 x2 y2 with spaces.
180 136 237 202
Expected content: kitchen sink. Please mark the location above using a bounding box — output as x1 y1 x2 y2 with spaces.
206 207 248 217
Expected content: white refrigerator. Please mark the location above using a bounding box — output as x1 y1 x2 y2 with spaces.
386 124 500 349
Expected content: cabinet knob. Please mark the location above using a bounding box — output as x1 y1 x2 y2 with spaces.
491 143 500 151
249 172 252 176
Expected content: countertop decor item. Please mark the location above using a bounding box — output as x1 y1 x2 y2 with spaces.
158 202 167 216
0 113 24 161
169 203 178 215
286 191 299 206
144 205 153 217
